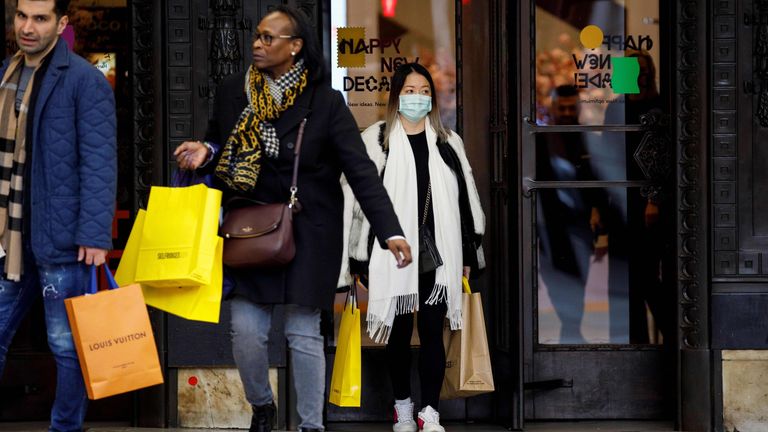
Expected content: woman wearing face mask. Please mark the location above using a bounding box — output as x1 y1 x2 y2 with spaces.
340 63 485 432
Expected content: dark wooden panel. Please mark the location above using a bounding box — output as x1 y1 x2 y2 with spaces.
713 157 736 180
714 204 737 227
714 0 736 15
715 252 738 275
168 20 190 43
713 182 736 204
712 135 736 156
168 0 190 19
739 252 760 274
713 65 736 87
169 92 192 114
714 15 737 38
714 228 737 251
530 351 669 419
712 111 737 134
713 292 768 348
167 303 287 367
713 39 737 62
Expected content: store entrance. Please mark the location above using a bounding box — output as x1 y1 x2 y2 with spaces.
0 0 134 423
518 0 676 420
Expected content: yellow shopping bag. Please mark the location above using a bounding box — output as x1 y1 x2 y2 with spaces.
135 184 221 287
116 210 223 323
329 285 361 407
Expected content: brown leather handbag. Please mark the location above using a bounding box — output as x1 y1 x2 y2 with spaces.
220 118 307 268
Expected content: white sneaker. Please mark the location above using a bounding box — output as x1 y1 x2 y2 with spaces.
417 405 445 432
392 401 418 432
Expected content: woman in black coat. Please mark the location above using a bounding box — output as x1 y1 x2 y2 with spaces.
174 6 412 432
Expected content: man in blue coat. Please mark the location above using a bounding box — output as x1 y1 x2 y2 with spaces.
0 0 116 430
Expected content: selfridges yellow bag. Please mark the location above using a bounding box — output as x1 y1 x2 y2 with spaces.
329 285 362 407
116 210 223 323
134 184 221 287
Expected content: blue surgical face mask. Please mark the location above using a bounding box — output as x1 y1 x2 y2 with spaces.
398 94 432 122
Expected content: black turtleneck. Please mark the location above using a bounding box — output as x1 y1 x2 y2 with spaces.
407 130 434 229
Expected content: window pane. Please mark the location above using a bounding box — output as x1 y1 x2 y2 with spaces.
535 131 653 182
536 187 673 345
535 0 661 125
330 0 456 129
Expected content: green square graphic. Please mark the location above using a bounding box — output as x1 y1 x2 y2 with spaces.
612 56 640 94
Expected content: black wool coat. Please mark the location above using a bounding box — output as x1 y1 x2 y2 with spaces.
202 71 404 311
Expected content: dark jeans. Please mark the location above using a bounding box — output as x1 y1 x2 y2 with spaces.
0 245 90 432
386 270 446 410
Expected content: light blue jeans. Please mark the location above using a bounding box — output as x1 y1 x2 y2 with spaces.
0 249 89 432
231 298 325 431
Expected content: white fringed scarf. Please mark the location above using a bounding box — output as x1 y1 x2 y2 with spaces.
367 117 463 343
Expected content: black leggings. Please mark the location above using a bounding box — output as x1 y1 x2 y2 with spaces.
385 270 447 409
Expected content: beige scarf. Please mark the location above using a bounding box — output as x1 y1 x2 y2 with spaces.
0 52 43 280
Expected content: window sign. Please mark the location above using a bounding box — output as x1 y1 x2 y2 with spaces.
535 0 660 125
331 0 457 130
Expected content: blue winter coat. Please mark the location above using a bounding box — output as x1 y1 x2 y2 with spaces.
0 39 117 264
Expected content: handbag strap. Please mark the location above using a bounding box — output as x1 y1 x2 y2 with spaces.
421 182 432 227
289 118 308 207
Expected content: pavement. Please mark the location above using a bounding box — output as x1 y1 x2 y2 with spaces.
0 421 676 431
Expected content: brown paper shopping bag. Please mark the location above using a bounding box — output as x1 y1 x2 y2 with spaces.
440 277 495 399
65 264 163 400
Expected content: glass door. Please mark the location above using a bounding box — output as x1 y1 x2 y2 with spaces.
520 0 675 419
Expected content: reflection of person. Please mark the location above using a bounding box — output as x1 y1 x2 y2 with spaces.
0 1 117 431
173 6 412 432
537 85 605 344
342 63 485 432
604 50 671 343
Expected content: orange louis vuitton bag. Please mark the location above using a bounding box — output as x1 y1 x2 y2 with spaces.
65 264 163 400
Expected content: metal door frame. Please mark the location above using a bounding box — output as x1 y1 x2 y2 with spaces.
511 0 713 429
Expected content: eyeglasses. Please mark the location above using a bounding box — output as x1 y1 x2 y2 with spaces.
252 32 297 46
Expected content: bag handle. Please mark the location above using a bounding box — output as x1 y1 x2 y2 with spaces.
344 275 361 310
462 276 472 294
88 263 119 295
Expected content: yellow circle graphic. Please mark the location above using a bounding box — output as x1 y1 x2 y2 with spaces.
580 25 604 49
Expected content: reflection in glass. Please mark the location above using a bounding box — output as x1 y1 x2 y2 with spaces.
535 0 661 125
537 186 673 345
534 131 656 182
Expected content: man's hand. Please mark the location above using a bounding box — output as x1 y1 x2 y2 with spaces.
590 207 602 232
645 201 659 227
174 141 209 170
386 238 412 268
78 246 109 266
593 235 609 262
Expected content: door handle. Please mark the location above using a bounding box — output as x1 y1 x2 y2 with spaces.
523 378 574 391
523 178 650 196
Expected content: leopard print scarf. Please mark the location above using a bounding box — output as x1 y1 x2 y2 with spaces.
215 61 308 192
